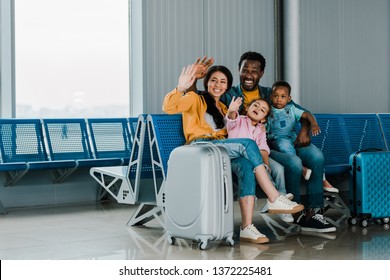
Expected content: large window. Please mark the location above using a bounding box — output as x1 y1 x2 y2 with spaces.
14 0 129 118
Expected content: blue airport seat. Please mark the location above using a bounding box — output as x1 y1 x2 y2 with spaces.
341 113 387 154
147 114 185 177
377 113 390 151
90 114 166 228
90 114 154 205
128 117 139 142
43 119 123 182
146 114 185 209
0 118 78 185
87 118 132 164
293 114 350 175
127 115 155 180
312 114 351 174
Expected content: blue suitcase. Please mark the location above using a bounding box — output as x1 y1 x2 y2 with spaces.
348 149 390 227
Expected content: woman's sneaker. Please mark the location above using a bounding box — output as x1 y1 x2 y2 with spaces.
296 213 336 233
240 224 269 244
267 195 304 214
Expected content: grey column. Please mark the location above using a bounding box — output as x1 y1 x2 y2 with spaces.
283 0 300 103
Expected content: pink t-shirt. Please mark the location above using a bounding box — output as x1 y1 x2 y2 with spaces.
226 115 270 154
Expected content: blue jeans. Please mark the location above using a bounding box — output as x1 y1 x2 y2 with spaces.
192 138 264 169
270 143 324 208
269 138 296 155
230 157 256 198
268 158 286 194
210 138 264 168
230 156 286 199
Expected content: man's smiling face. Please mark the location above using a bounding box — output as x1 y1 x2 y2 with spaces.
239 59 264 91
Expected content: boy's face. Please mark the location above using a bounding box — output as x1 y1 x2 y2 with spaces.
239 59 264 91
271 86 291 109
247 100 270 124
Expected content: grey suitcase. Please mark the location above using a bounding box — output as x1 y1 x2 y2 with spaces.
164 143 235 249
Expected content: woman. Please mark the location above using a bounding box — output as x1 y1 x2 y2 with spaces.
163 64 304 244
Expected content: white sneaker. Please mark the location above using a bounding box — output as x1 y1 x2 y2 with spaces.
279 213 294 223
259 194 293 214
267 195 305 214
240 224 269 244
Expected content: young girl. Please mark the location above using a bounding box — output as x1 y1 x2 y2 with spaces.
226 97 294 223
163 64 304 244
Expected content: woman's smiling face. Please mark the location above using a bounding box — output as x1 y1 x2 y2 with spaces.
207 71 228 99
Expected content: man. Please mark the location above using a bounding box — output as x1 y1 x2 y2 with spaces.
220 51 335 233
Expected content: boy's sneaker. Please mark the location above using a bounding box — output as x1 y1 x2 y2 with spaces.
240 224 269 244
323 180 339 193
267 195 304 214
302 167 312 180
278 213 294 223
296 213 336 233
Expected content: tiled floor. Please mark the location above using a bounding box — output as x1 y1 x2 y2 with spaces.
1 200 390 260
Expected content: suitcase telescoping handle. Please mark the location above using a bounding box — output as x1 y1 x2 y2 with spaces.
223 174 230 213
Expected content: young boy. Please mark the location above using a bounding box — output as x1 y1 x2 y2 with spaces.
226 96 294 223
267 81 339 193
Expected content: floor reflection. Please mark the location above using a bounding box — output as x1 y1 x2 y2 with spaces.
0 202 389 260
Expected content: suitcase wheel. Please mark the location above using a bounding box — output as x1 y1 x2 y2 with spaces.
348 217 358 226
225 236 234 247
166 232 176 245
382 217 390 224
359 219 369 228
198 241 208 250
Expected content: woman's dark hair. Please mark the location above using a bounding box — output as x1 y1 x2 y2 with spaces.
201 65 233 129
